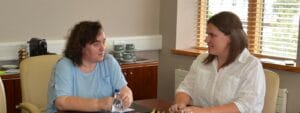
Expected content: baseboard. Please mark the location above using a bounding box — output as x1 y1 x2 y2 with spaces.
0 35 162 61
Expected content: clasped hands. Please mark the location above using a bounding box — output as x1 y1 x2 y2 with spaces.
100 92 133 111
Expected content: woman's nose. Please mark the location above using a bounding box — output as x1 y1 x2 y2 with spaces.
99 44 105 51
205 36 209 43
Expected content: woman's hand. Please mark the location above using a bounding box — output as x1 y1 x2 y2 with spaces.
170 92 192 113
98 96 114 111
119 92 133 108
169 103 186 113
119 86 133 109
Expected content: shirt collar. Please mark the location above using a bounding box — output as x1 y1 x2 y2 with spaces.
238 48 250 63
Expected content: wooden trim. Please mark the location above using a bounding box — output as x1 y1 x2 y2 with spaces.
171 48 205 57
262 63 300 73
0 74 20 80
172 48 300 73
121 61 158 69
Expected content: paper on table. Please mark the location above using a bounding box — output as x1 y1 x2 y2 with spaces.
122 108 135 112
5 69 19 73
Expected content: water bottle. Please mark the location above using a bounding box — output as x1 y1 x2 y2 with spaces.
112 89 123 112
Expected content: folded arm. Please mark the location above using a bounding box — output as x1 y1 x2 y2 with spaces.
55 96 113 112
182 103 240 113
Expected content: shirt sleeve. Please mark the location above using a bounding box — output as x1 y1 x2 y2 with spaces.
106 54 128 90
53 58 74 97
176 54 205 97
233 59 266 113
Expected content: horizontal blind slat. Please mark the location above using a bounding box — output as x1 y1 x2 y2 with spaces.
196 0 299 59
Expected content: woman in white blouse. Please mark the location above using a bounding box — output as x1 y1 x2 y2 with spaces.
169 11 266 113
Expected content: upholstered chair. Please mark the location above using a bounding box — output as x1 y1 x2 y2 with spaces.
18 55 61 113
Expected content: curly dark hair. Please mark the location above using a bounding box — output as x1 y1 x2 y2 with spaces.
64 21 103 66
203 11 248 68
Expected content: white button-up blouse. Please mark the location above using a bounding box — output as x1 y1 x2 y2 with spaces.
176 49 266 113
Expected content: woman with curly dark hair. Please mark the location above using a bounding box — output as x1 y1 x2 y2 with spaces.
47 21 133 113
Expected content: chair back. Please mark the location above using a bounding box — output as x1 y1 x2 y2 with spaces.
0 77 7 113
262 69 280 113
20 55 61 112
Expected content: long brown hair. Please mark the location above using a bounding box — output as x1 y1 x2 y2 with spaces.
203 11 248 67
64 21 103 66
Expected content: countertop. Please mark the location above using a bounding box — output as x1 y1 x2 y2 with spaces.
0 60 19 76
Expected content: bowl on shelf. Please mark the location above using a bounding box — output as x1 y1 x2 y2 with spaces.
122 52 135 61
113 44 125 52
125 43 135 51
113 51 123 60
1 64 18 70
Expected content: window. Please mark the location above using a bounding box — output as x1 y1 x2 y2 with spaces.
196 0 300 60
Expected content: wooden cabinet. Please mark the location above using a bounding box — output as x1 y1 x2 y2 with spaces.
121 61 158 100
1 74 21 113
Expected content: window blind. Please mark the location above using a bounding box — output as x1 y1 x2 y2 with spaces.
196 0 300 60
196 0 208 49
260 0 299 59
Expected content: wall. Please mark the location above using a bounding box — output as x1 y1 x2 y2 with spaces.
0 0 160 42
158 0 300 112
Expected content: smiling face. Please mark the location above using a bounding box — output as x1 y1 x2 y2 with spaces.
205 23 231 57
82 31 106 63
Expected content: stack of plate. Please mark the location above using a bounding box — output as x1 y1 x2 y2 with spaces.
1 64 19 74
122 44 136 62
112 44 136 63
1 64 18 69
112 44 125 61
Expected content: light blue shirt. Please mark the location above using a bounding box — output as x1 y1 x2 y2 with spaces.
47 54 127 113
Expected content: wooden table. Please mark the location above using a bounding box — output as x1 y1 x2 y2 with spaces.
134 99 172 112
57 98 172 113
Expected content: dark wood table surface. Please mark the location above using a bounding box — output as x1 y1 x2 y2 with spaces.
134 98 172 112
57 98 173 113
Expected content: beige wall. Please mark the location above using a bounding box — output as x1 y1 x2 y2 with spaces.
158 0 300 112
0 0 160 42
